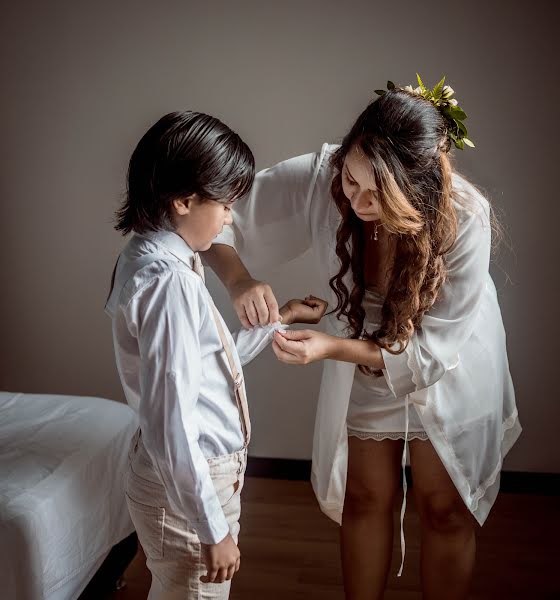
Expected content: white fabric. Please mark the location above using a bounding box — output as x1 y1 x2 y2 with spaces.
0 391 137 600
212 143 521 528
105 231 285 544
397 396 410 577
347 288 427 435
346 430 428 441
194 252 252 447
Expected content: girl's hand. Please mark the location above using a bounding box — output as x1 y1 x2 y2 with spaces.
272 329 335 364
229 278 280 328
279 295 328 325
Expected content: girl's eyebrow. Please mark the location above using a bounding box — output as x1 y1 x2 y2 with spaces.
345 163 377 192
344 164 356 181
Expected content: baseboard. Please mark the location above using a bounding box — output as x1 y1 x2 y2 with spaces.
246 457 560 495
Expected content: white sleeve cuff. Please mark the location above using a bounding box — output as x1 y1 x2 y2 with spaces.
194 512 231 545
235 322 288 366
381 345 417 398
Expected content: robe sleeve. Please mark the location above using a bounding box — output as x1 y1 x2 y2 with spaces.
212 145 331 270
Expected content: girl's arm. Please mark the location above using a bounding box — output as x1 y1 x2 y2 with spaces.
233 297 328 366
202 147 331 327
272 329 385 369
203 244 279 329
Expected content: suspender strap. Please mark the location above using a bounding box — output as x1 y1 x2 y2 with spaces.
208 302 251 447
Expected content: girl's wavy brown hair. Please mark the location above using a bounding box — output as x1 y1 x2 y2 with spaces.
328 89 458 374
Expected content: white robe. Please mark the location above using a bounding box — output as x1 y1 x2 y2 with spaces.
213 143 521 527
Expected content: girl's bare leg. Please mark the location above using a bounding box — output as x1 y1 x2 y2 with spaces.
409 439 476 600
341 437 403 600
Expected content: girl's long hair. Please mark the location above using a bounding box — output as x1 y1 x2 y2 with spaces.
328 90 458 374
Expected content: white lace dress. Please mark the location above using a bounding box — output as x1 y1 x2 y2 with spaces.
346 287 429 442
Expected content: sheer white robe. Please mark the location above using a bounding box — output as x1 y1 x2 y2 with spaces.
213 143 521 526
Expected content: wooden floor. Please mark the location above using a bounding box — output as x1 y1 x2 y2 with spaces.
107 477 558 599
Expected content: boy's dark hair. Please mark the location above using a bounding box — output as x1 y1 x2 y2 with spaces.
115 111 255 235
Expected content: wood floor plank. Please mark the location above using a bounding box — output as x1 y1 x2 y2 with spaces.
107 477 559 599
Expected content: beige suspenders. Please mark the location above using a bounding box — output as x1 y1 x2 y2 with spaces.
192 253 251 447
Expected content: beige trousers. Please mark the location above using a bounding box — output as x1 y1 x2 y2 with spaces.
125 429 246 600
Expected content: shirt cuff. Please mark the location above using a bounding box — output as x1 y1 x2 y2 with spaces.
381 345 417 398
235 321 288 366
193 512 231 545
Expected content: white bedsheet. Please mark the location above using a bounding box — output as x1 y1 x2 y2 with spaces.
0 392 138 600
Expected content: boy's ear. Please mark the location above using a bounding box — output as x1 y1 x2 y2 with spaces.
172 194 197 216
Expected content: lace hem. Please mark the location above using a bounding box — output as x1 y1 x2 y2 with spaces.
347 429 429 441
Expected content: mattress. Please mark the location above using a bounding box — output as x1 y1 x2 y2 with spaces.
0 392 138 600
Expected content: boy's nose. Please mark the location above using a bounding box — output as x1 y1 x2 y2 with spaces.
225 212 234 226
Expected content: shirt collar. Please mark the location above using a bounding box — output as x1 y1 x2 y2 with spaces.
137 230 196 268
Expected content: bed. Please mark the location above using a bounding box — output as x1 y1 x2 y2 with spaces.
0 391 139 600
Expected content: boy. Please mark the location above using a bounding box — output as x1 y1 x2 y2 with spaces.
105 111 327 599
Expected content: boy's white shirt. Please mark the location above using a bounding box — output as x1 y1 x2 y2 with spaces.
106 230 285 545
213 143 521 527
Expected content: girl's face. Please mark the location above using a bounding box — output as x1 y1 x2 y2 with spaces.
174 195 234 251
342 147 380 222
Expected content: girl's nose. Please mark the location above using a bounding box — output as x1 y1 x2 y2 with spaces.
351 190 372 212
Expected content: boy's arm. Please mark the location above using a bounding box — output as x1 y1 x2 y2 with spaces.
232 322 288 367
130 271 229 545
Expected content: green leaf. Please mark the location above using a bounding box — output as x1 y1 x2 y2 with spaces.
387 80 396 90
463 138 475 148
432 76 446 101
449 122 461 138
457 121 468 135
447 107 468 121
375 89 386 95
416 73 427 92
455 138 465 150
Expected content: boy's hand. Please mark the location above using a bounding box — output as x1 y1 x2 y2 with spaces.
279 295 328 325
200 533 240 584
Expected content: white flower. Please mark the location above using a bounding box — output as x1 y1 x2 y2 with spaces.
404 85 414 93
442 85 455 98
448 98 458 106
414 86 423 94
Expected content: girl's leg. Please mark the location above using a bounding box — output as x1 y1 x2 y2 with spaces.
341 436 403 600
409 439 476 600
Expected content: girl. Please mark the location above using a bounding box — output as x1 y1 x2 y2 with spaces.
205 81 521 599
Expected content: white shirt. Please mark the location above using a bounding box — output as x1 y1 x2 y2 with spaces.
105 231 284 544
213 143 521 528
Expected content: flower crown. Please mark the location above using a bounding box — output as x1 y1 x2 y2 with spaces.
375 74 474 150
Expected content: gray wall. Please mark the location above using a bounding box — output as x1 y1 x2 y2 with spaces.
1 0 558 472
